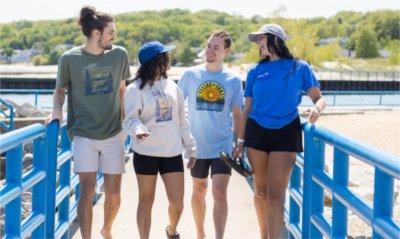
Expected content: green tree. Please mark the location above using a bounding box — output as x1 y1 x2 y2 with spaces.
32 55 49 66
176 44 196 66
387 40 400 65
354 28 378 58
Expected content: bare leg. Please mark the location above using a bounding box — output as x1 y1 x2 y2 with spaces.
266 152 296 238
161 172 184 235
100 174 122 239
136 174 157 239
191 178 208 239
77 172 97 239
247 148 269 239
211 174 230 239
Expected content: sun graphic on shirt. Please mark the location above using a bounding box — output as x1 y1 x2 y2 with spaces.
197 82 225 102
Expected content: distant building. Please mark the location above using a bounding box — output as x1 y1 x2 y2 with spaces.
0 49 41 63
318 37 349 47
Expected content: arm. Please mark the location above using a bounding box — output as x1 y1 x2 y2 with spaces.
123 86 150 139
46 87 66 124
306 87 326 124
233 97 252 157
177 87 197 168
119 81 126 120
232 106 242 141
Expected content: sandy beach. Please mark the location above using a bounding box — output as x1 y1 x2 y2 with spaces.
67 107 399 238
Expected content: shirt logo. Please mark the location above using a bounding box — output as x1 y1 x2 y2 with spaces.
83 65 113 95
152 90 173 122
196 81 225 112
257 72 269 78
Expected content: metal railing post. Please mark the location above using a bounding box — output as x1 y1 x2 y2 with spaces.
45 120 60 238
372 168 395 238
331 149 349 238
4 144 23 237
31 136 47 238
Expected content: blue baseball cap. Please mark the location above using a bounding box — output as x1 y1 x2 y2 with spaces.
138 41 176 65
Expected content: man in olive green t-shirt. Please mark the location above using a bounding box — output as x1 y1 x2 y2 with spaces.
48 6 131 239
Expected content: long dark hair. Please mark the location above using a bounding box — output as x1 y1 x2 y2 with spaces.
78 6 113 37
259 33 297 86
259 33 295 63
134 52 170 89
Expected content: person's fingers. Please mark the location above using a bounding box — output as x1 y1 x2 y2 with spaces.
187 158 196 169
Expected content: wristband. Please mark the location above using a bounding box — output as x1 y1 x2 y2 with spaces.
237 138 245 144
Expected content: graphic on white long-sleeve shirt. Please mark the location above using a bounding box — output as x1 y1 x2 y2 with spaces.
196 81 225 112
152 90 173 122
83 65 113 95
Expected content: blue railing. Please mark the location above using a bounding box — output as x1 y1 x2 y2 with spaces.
0 121 104 238
0 99 14 132
285 123 400 238
1 119 399 238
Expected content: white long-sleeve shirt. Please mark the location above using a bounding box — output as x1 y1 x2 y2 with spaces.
123 78 197 158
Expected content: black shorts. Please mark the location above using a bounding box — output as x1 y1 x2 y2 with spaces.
133 152 184 175
244 117 303 153
191 158 231 179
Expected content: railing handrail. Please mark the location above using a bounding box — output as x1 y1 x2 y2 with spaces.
312 125 400 178
0 120 104 238
0 123 45 152
286 122 400 239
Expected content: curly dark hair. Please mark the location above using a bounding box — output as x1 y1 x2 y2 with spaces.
134 52 170 89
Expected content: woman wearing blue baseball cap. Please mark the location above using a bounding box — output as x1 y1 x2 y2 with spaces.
123 41 197 239
235 24 326 238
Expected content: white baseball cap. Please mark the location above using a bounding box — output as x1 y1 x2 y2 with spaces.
248 23 287 42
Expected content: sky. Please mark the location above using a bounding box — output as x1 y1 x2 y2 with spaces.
1 0 399 23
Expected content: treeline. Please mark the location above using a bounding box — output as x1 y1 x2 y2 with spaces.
0 8 399 66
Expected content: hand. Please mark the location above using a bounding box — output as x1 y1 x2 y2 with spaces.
137 133 150 140
304 107 320 124
186 157 196 169
232 143 244 158
45 109 63 125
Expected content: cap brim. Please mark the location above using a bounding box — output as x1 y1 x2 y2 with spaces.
248 31 264 42
162 45 176 53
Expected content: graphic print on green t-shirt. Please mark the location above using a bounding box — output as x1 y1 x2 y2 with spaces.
83 65 113 95
196 81 225 112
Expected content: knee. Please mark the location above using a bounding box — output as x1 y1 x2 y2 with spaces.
169 199 184 212
79 188 96 204
138 196 155 210
267 189 285 208
212 187 227 201
105 191 121 202
254 187 268 201
193 183 207 199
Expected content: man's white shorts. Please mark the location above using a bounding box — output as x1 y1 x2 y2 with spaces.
72 131 126 174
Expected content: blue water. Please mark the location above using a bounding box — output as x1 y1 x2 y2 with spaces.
1 93 399 108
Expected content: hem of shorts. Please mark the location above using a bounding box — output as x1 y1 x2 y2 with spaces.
72 128 122 140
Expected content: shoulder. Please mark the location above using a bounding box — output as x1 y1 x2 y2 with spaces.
246 63 262 77
126 80 142 93
294 59 312 71
166 78 178 87
60 46 82 61
109 45 129 57
222 68 242 83
188 64 207 75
